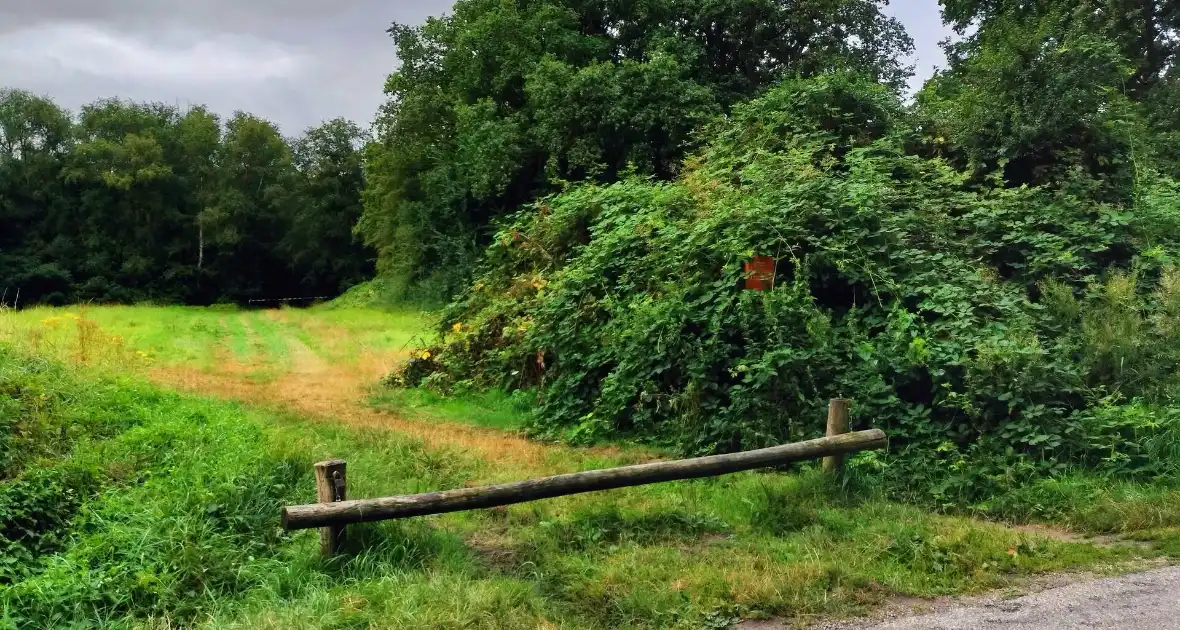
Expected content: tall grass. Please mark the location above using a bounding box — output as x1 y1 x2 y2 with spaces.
0 305 147 373
2 306 1179 629
0 304 429 378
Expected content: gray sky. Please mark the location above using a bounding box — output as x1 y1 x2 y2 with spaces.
0 1 952 134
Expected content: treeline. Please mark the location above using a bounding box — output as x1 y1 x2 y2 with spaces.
389 0 1180 500
0 93 371 305
355 0 1180 301
358 0 915 300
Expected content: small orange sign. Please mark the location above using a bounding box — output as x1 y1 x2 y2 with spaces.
744 256 775 291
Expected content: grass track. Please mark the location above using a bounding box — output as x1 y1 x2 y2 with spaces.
2 305 1179 629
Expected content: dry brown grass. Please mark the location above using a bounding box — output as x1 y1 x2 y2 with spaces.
149 316 631 478
3 305 642 478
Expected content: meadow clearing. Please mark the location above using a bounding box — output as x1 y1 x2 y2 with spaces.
1 304 1178 629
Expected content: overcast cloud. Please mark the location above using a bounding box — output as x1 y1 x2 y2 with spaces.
0 0 952 134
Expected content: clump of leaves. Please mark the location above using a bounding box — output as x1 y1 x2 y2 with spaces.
0 465 100 583
401 74 1180 505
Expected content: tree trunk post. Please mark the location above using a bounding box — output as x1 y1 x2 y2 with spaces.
822 399 851 477
313 459 347 556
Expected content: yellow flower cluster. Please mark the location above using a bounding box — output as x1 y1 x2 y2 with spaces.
40 313 81 328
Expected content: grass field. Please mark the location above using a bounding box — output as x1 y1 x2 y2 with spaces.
2 305 1179 629
0 304 427 372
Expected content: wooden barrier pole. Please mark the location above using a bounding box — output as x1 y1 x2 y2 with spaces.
283 429 885 531
822 399 851 476
313 459 347 556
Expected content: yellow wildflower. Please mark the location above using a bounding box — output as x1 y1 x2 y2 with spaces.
420 351 432 360
452 322 463 333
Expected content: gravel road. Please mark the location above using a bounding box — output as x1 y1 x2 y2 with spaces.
816 566 1180 629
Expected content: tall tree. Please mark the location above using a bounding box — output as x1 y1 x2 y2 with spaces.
940 0 1180 97
285 119 374 296
359 0 914 298
0 90 74 304
916 1 1180 202
917 12 1141 197
65 100 182 300
202 113 300 301
171 107 223 293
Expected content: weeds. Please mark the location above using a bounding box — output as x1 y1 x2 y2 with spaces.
2 307 1179 629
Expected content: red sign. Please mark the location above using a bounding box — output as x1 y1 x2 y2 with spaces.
744 256 775 291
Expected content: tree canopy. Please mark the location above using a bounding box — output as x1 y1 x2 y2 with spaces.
941 0 1179 97
920 0 1180 200
391 0 1180 503
0 92 372 305
357 0 914 299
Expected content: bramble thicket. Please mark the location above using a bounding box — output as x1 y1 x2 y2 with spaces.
387 1 1180 506
5 0 1180 506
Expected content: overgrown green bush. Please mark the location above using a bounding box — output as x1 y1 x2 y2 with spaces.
0 356 154 478
402 74 1180 503
0 349 149 583
0 466 100 583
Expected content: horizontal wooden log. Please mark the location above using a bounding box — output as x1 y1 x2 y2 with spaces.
282 429 886 530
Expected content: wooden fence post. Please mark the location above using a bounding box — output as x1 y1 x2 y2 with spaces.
314 459 347 556
822 399 851 476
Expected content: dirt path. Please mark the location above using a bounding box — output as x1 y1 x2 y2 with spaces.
809 565 1180 630
149 314 634 475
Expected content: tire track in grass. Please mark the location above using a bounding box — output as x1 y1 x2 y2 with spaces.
223 313 255 363
150 311 643 478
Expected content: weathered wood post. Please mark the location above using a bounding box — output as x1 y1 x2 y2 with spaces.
283 430 887 530
313 459 347 556
822 399 851 477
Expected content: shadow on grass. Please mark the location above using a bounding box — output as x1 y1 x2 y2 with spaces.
325 519 474 580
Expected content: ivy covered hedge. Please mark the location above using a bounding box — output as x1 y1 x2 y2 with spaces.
399 74 1180 502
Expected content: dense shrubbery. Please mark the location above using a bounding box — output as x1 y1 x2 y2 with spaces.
358 0 914 300
376 1 1180 504
402 72 1180 502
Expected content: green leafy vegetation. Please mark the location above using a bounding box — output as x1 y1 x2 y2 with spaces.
0 342 1169 629
356 0 915 300
0 96 372 305
404 31 1180 507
